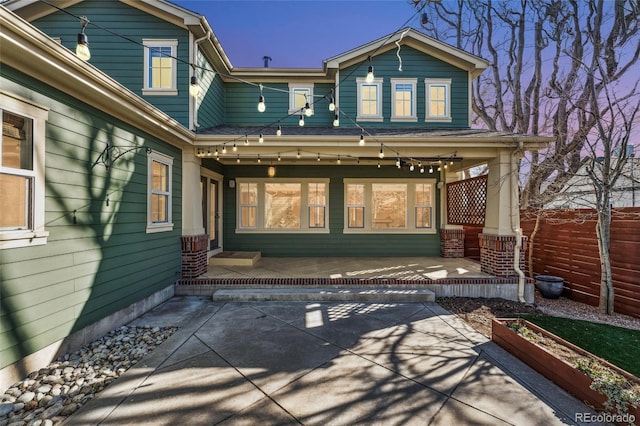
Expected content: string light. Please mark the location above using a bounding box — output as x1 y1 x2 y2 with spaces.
396 158 402 168
215 147 219 158
268 164 276 177
277 153 281 161
257 154 261 163
257 84 266 112
244 135 249 145
328 93 335 111
258 133 264 143
75 16 91 61
232 143 237 152
359 132 365 146
409 163 415 172
299 114 305 127
366 56 374 83
337 155 341 165
333 114 340 127
429 165 434 173
222 144 227 154
189 75 201 98
276 125 282 136
317 153 321 162
236 155 240 163
378 145 385 159
207 147 211 156
377 161 381 168
297 149 301 159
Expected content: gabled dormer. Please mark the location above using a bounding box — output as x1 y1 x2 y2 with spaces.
324 28 489 129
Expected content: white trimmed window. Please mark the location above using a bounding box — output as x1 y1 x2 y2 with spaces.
0 92 49 249
343 179 435 234
288 83 314 114
147 150 174 233
391 78 417 122
143 39 178 96
237 178 329 233
425 78 451 122
356 77 383 122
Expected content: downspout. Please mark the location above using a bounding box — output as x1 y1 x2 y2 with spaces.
512 142 526 303
192 31 211 129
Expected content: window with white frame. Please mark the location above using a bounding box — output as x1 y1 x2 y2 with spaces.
147 151 174 233
0 92 49 250
391 78 417 121
343 179 435 233
425 78 451 122
237 179 329 233
356 77 383 122
288 83 314 113
143 39 178 95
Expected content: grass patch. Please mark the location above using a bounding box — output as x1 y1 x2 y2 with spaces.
521 314 640 377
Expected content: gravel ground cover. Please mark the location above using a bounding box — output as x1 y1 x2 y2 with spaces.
0 325 176 426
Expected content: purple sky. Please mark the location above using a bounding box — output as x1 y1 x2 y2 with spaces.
173 1 421 68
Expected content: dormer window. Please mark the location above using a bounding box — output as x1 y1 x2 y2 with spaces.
424 78 451 122
391 78 417 122
142 39 178 96
356 77 383 122
288 84 314 114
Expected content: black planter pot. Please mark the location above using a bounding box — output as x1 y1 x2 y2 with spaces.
535 275 564 299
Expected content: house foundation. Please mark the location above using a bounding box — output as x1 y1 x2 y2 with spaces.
181 234 209 278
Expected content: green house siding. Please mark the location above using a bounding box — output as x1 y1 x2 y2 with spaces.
338 47 469 128
31 0 191 127
224 83 335 128
0 67 182 370
195 48 225 128
222 165 441 257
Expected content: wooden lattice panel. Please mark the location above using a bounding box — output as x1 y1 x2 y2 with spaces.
447 175 487 225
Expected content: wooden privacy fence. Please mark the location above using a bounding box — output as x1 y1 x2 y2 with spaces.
521 208 640 318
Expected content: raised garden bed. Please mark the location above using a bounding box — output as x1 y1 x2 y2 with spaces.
492 318 639 424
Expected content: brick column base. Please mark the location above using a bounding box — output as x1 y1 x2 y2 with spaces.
479 233 528 277
181 234 209 279
440 228 465 258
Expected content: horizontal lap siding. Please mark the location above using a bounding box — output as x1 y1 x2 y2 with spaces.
196 49 225 128
338 47 469 128
0 68 182 369
32 0 191 127
522 208 640 318
222 165 441 257
224 83 335 128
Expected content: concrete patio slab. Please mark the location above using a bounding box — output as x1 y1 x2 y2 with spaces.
66 296 604 426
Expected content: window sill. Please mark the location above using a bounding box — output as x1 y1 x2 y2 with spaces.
142 89 178 96
343 228 436 235
0 230 49 250
356 116 384 122
236 228 330 234
391 117 418 122
146 223 175 233
425 117 452 123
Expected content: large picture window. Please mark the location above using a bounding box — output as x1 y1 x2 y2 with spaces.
344 179 435 234
0 92 48 250
236 179 328 233
143 39 178 96
147 151 174 233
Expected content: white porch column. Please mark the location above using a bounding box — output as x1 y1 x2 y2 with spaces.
483 149 515 236
182 150 205 236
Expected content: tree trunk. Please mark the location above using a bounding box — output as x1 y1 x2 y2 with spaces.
528 210 541 278
596 206 615 314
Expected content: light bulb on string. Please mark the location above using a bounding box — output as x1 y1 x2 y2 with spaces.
75 16 91 61
333 114 339 127
377 161 381 168
304 102 313 117
277 153 281 161
257 84 266 112
222 145 227 154
257 155 261 163
396 158 401 169
233 143 237 152
189 75 201 98
276 125 282 136
359 132 365 146
244 135 249 145
297 149 301 159
215 147 219 158
337 156 341 165
236 155 240 163
259 133 264 144
378 145 385 159
328 92 335 111
317 153 321 162
366 56 374 83
410 163 415 172
429 165 434 174
207 147 211 156
299 115 305 127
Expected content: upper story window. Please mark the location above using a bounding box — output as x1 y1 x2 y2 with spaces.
1 92 49 249
288 83 314 114
143 39 178 96
237 178 329 233
425 78 451 122
391 78 417 122
356 77 383 122
147 150 174 233
343 179 435 234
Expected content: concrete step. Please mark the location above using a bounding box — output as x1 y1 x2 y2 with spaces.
210 251 261 266
211 287 435 303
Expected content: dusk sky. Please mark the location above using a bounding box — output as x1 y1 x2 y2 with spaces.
172 1 422 68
